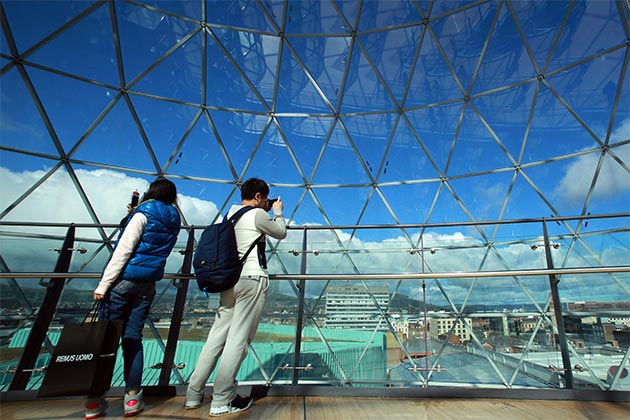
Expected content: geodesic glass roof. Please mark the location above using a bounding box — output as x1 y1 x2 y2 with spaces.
1 0 629 281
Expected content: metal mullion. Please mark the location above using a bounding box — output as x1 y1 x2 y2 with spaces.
607 344 630 390
398 17 428 108
466 1 504 97
505 0 541 76
271 117 314 185
108 0 125 88
507 314 548 387
0 162 62 220
603 40 630 147
204 26 271 113
125 27 202 91
0 1 106 76
160 108 204 176
200 105 243 182
541 0 576 74
235 116 274 180
122 94 162 172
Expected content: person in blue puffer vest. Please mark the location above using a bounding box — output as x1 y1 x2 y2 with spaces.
85 178 181 419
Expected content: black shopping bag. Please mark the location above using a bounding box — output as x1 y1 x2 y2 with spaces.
38 303 122 398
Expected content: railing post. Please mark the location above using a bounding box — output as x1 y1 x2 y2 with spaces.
9 224 76 391
292 228 307 386
158 227 195 388
542 220 574 389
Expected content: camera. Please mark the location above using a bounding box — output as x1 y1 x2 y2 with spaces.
266 197 278 208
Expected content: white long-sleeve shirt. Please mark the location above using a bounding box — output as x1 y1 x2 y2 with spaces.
228 205 287 277
94 212 147 295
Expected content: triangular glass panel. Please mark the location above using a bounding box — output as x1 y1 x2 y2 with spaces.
71 99 158 172
276 39 332 114
524 83 600 164
428 1 475 17
72 165 153 224
358 0 423 32
0 162 51 219
137 0 201 20
568 147 630 215
547 1 625 72
175 178 235 226
285 0 349 34
161 111 237 180
520 155 596 215
447 171 516 229
472 83 537 162
2 0 94 53
433 2 496 94
380 183 441 224
310 122 373 185
277 116 331 180
310 186 372 226
214 29 279 108
447 106 516 176
502 169 556 220
242 122 306 185
510 0 571 72
205 28 268 112
28 66 118 153
425 181 476 224
129 95 199 168
473 5 538 94
132 31 203 104
546 48 626 142
356 189 401 226
2 167 93 224
405 103 464 173
383 118 443 182
406 30 462 108
342 114 392 177
256 0 285 31
340 35 398 113
116 1 199 83
205 1 274 32
0 68 59 156
287 189 331 227
27 4 118 86
210 111 270 177
610 90 630 144
358 25 422 107
291 35 351 111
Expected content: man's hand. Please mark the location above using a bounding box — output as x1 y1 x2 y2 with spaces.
94 293 105 300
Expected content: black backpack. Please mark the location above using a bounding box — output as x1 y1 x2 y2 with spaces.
193 206 262 293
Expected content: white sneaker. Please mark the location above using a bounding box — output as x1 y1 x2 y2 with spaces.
85 397 107 419
209 395 253 417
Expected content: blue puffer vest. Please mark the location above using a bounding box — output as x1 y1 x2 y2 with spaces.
119 199 181 283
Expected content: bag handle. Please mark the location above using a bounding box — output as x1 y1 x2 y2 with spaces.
83 300 103 325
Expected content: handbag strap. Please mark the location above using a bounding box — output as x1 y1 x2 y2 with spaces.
83 300 103 325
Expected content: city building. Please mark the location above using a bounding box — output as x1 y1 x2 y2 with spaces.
325 285 390 331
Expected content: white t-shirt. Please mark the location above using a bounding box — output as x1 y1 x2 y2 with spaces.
227 204 287 277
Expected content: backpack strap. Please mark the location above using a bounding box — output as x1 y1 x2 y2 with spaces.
226 206 263 263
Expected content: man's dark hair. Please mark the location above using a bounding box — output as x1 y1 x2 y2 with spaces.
241 178 269 200
142 178 178 205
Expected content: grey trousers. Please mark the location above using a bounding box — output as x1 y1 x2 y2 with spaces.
186 275 268 407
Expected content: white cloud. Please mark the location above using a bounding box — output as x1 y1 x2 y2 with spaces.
1 166 628 304
553 120 630 206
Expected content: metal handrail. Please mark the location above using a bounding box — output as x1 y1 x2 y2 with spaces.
1 265 628 280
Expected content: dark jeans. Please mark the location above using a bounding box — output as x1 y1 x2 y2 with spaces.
101 280 156 393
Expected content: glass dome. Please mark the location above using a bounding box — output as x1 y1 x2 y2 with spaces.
1 0 629 394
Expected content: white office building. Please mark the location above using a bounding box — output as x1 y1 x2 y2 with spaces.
325 285 390 331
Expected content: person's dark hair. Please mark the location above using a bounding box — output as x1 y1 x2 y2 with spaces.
240 178 269 200
141 178 178 205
